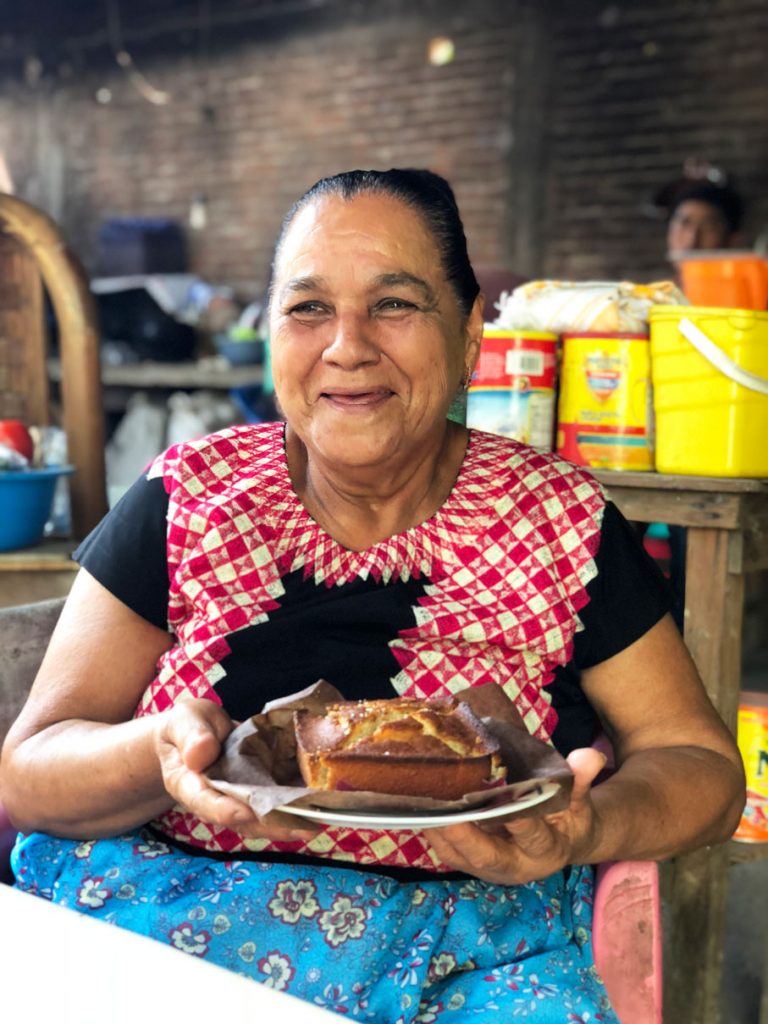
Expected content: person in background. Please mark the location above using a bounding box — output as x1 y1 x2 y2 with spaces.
650 173 747 623
1 168 745 1024
663 176 745 265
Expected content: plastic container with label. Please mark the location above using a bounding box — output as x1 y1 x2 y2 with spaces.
649 305 768 477
556 332 654 470
733 691 768 843
467 329 558 449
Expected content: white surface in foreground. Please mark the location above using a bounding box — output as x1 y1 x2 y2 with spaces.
0 882 338 1022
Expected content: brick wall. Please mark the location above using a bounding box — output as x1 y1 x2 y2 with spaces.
2 0 767 292
0 0 524 298
542 0 768 281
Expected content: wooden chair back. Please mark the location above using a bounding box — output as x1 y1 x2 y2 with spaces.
0 597 65 881
0 597 65 742
0 193 108 540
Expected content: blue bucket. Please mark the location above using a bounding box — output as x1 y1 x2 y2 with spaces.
0 466 75 551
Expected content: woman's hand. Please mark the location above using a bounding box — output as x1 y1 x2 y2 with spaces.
426 747 607 885
155 699 317 843
1 570 318 842
429 615 746 882
155 698 317 843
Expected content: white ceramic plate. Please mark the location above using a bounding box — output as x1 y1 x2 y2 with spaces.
278 781 560 830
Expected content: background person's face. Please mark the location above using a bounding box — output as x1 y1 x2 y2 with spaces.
269 192 480 473
667 199 733 252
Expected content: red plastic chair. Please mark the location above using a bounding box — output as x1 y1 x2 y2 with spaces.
593 860 663 1024
589 731 663 1023
0 802 15 885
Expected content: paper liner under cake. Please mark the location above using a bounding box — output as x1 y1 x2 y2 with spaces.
206 681 574 827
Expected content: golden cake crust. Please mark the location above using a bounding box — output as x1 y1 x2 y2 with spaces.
294 696 505 800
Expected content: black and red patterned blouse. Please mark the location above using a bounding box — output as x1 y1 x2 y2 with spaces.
75 422 669 872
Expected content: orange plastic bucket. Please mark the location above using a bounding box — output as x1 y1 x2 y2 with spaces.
674 251 768 310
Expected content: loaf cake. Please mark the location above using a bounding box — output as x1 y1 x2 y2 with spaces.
294 696 505 800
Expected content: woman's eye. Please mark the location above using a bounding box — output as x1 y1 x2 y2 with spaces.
375 298 417 314
286 301 329 318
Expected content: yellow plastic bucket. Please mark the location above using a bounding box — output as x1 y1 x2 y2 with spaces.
649 305 768 477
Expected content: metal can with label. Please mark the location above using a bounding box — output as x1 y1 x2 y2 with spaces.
733 692 768 843
467 329 558 449
556 332 654 470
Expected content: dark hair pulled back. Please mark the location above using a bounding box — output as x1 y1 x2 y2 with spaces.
273 168 480 317
667 180 744 233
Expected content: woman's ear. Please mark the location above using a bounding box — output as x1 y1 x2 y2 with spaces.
464 293 485 376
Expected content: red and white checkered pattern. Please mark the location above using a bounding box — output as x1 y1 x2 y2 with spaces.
138 423 604 871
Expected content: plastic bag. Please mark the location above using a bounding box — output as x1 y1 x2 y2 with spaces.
493 280 687 334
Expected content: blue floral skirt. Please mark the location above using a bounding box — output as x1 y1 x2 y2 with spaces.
12 829 617 1023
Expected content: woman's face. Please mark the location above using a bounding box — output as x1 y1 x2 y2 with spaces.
269 192 482 472
667 199 732 252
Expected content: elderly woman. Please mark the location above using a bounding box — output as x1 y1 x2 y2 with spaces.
0 169 744 1023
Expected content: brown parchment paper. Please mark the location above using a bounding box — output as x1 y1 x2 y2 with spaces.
206 681 573 828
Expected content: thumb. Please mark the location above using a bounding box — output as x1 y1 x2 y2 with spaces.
566 747 608 803
170 701 234 772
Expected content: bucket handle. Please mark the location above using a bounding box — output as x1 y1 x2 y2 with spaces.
678 317 768 396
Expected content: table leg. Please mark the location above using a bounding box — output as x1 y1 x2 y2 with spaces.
661 846 729 1024
663 526 745 1024
761 918 768 1024
683 528 745 731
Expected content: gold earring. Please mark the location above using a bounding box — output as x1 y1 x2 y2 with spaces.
461 368 473 391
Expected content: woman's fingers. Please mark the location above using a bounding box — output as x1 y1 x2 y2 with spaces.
427 822 497 873
163 699 234 772
428 820 552 885
429 813 574 885
153 699 316 842
428 748 607 884
566 747 608 801
156 699 244 820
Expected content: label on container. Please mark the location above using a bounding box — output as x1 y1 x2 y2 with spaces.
467 330 557 449
734 697 768 843
556 333 654 470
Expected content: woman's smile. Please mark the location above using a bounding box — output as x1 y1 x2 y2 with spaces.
319 386 395 411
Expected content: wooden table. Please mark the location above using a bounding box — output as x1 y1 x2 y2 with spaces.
592 470 768 1024
1 358 265 607
0 537 77 607
48 356 264 413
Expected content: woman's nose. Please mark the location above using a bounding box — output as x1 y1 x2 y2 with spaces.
689 225 706 249
673 224 697 250
323 314 380 366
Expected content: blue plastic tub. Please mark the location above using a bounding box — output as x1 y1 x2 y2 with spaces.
215 333 264 366
0 466 75 551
